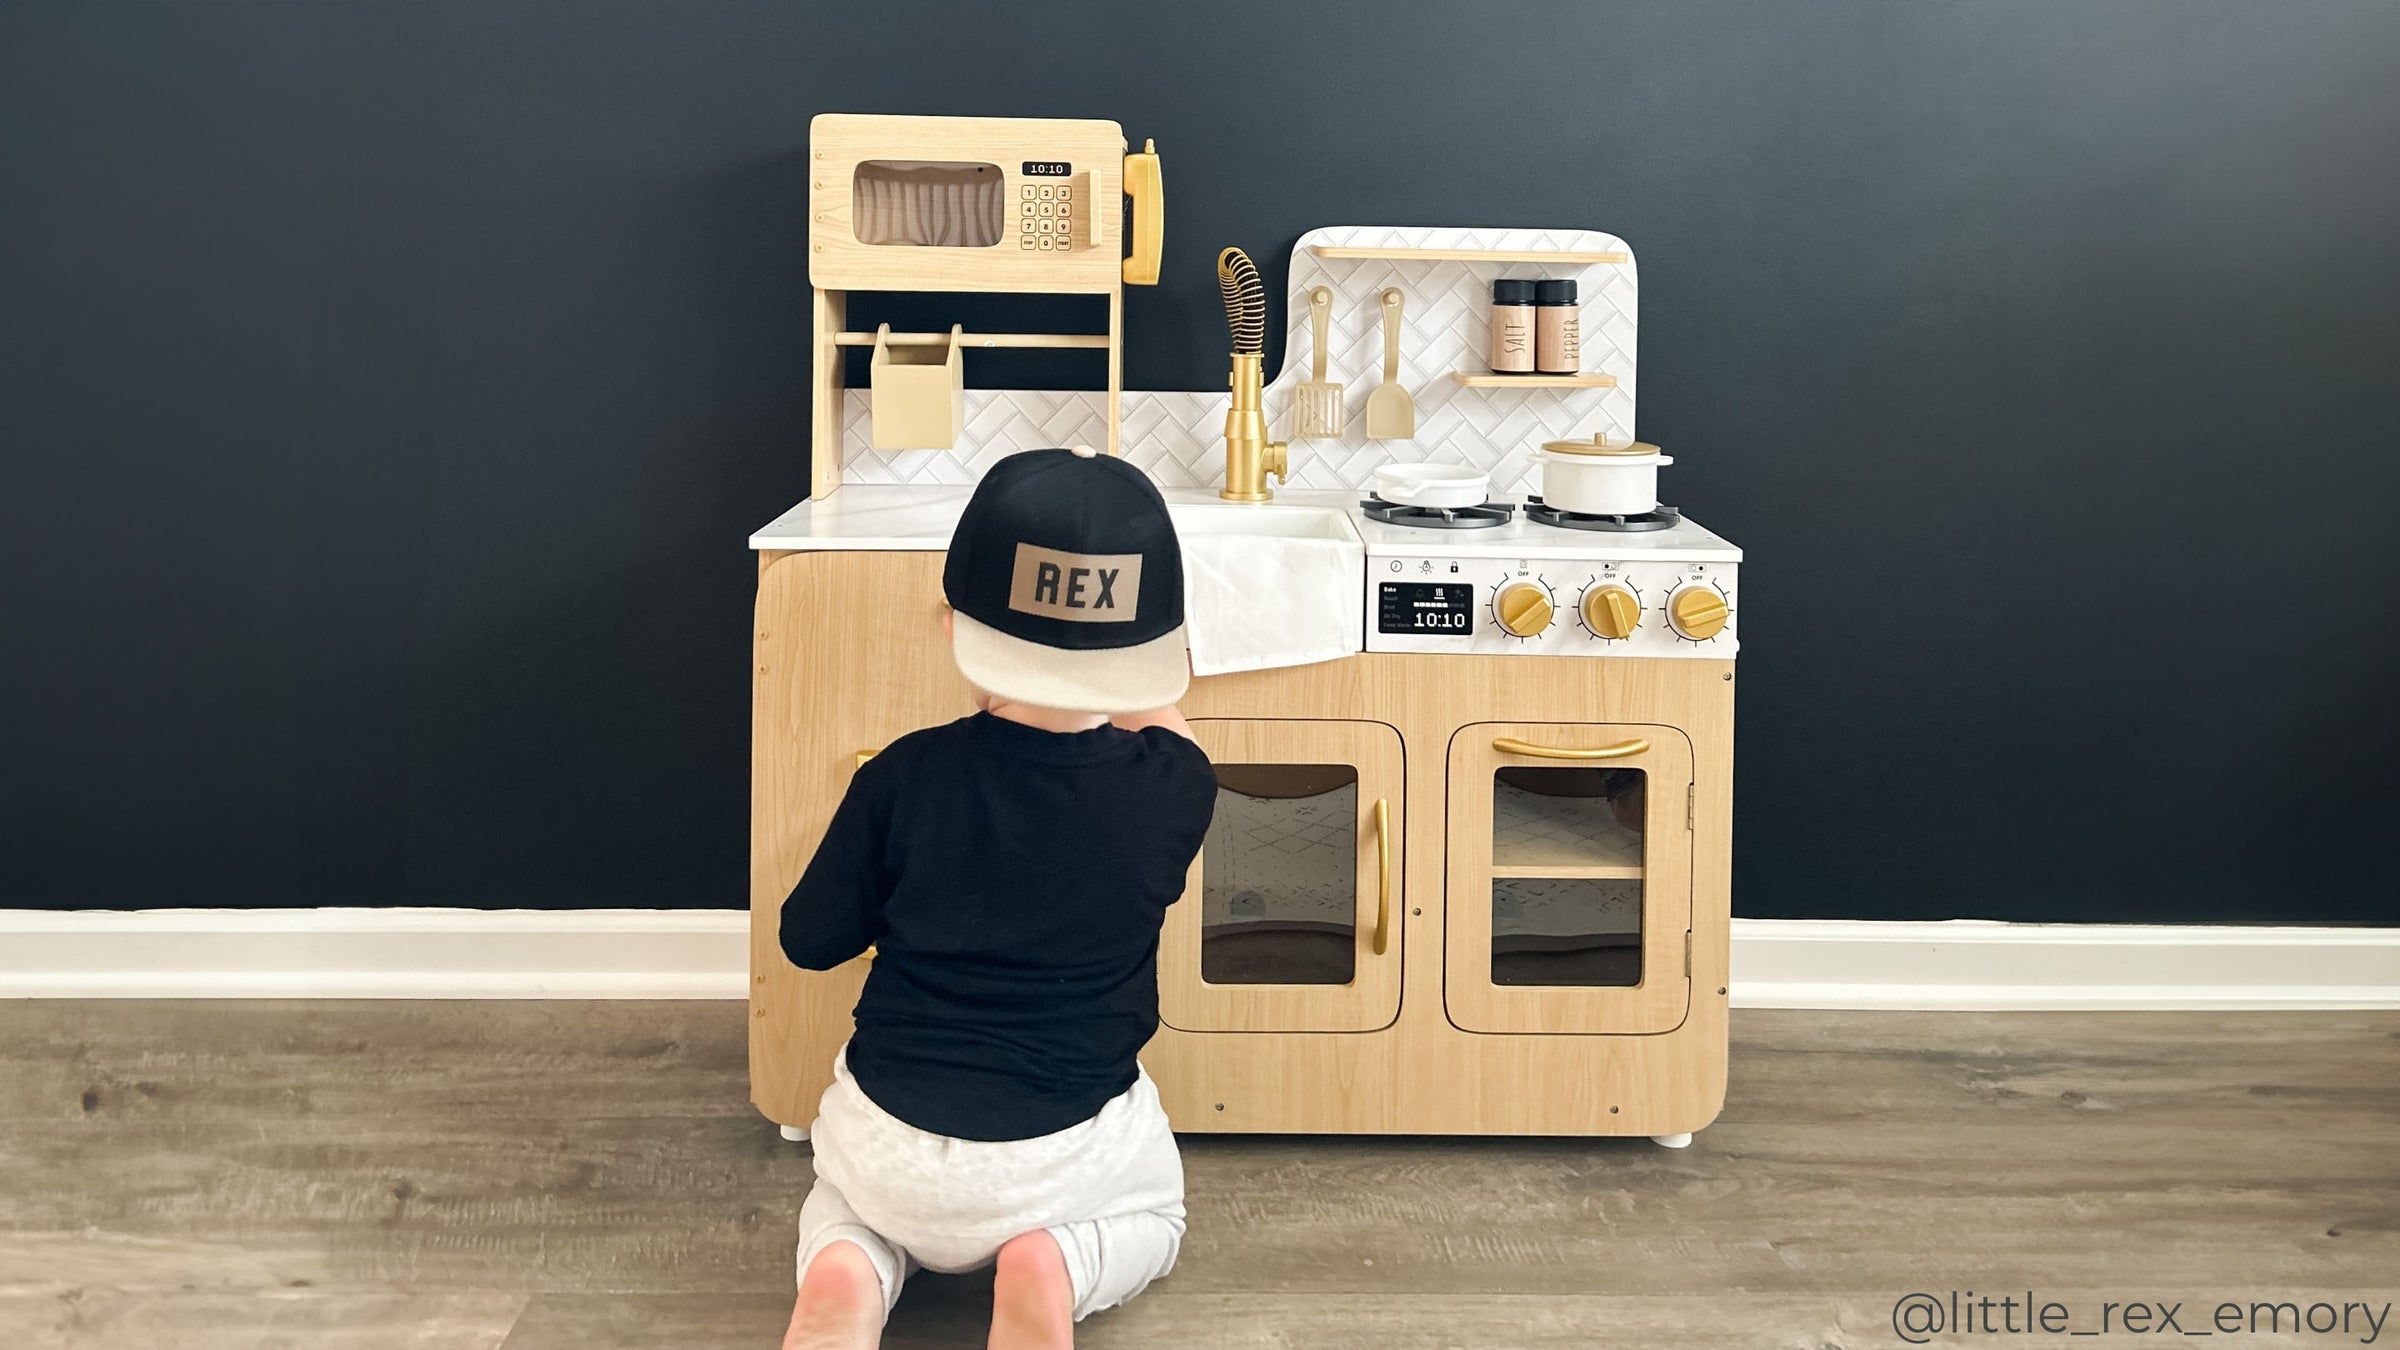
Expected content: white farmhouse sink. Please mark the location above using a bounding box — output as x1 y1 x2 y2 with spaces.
1166 501 1364 675
1167 502 1362 543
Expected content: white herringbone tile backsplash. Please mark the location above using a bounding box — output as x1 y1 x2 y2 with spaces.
840 225 1638 495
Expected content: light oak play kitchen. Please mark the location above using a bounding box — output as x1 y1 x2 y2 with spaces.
755 113 1739 1145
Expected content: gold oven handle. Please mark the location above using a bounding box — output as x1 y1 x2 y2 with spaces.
1372 796 1392 956
1491 736 1650 761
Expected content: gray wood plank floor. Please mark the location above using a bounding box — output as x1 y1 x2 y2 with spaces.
1 1002 2393 1348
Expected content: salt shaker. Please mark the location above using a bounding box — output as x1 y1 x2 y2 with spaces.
1489 279 1536 373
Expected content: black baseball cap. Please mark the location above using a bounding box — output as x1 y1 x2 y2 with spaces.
943 447 1188 713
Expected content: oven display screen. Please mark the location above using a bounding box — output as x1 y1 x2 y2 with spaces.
1378 583 1475 634
1020 160 1072 177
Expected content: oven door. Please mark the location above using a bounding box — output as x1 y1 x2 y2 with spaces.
1158 719 1405 1034
808 113 1125 293
1443 722 1694 1035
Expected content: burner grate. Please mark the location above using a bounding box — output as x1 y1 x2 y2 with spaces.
1523 497 1682 533
1359 496 1517 530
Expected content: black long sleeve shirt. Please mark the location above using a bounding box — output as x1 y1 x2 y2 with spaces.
779 711 1216 1141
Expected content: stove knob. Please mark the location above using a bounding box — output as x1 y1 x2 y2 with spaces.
1581 584 1641 640
1668 584 1730 641
1495 581 1554 637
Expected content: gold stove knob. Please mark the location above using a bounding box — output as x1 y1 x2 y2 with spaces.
1668 585 1730 641
1494 581 1554 638
1581 584 1640 640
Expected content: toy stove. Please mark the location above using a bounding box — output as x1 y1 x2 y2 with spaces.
1358 498 1740 658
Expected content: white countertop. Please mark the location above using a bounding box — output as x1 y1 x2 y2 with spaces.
750 486 1371 551
751 485 1742 563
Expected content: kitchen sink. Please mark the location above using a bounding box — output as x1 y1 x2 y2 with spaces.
1167 502 1363 544
1165 500 1364 676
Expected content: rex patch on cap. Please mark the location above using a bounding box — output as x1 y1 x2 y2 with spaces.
942 447 1189 714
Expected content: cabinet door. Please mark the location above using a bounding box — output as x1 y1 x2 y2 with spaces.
1444 722 1693 1035
1158 719 1405 1033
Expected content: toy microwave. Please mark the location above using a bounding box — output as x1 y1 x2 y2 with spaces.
807 112 1163 295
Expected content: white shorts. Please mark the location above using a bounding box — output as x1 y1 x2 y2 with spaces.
795 1047 1186 1322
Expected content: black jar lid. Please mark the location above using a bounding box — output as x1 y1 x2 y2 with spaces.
1535 279 1578 305
1492 279 1538 304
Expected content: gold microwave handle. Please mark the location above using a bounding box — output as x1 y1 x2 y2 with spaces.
1122 138 1163 286
1371 796 1392 956
1491 736 1649 761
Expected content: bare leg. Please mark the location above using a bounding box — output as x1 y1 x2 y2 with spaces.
783 1238 882 1350
988 1230 1074 1350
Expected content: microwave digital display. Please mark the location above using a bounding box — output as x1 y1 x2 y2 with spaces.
1379 583 1475 634
1020 160 1072 177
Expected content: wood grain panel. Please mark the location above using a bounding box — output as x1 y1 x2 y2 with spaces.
754 550 1738 1135
751 552 975 1128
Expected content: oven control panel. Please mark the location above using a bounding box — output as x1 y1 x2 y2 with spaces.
1364 556 1737 658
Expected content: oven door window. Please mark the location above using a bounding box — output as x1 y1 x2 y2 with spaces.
852 160 1003 248
1201 764 1359 986
1489 766 1647 986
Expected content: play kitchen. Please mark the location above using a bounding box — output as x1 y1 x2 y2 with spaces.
753 113 1740 1144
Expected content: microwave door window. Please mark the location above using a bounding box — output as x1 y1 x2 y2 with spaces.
853 161 1003 248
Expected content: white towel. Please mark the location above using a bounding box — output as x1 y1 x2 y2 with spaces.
1179 532 1363 677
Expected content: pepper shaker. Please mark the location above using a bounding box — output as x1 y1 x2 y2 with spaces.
1535 279 1580 374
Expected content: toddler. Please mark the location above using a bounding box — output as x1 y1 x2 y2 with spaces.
777 447 1216 1350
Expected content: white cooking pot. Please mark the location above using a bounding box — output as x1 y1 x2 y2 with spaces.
1372 462 1491 509
1533 436 1672 515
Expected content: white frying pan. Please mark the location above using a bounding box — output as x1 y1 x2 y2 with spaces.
1371 462 1491 509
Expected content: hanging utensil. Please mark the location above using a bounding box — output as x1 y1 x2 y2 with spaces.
1363 288 1414 440
1291 286 1345 438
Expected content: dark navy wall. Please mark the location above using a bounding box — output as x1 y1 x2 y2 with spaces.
4 2 2396 919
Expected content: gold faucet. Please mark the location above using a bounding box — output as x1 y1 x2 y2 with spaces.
1216 248 1288 502
1221 351 1288 502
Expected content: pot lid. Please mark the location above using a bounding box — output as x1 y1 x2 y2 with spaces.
1540 434 1663 458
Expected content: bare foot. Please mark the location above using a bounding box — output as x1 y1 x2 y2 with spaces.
988 1230 1074 1350
783 1239 882 1350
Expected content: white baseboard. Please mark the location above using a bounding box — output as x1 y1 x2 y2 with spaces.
1729 918 2400 1010
0 910 2393 1009
0 909 751 1000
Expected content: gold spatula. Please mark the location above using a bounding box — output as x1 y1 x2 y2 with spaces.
1363 288 1414 440
1291 286 1344 438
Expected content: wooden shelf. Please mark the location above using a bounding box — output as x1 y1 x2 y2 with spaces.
1491 862 1645 881
1450 372 1618 389
831 330 1108 350
1311 245 1630 265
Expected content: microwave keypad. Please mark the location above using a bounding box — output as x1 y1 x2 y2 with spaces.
1018 182 1073 251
